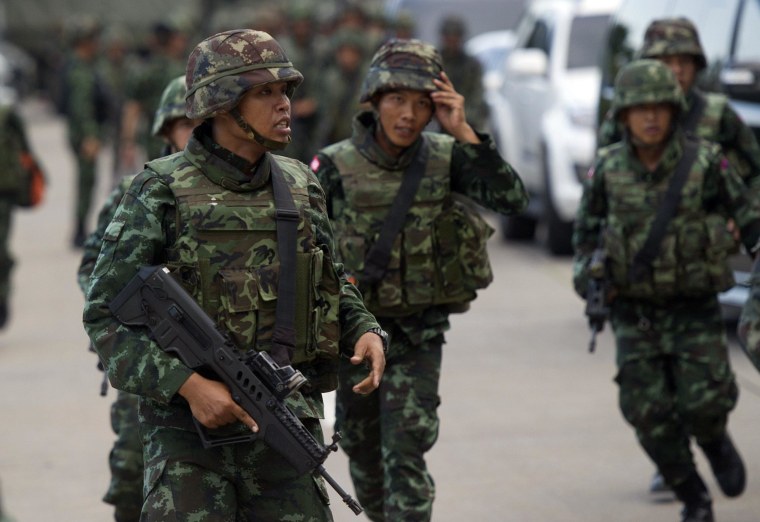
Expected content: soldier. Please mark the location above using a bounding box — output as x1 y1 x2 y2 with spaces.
83 29 385 521
597 17 760 191
0 88 45 329
596 16 760 498
78 75 198 522
573 60 759 522
119 20 188 171
438 15 488 133
60 16 107 248
311 39 528 521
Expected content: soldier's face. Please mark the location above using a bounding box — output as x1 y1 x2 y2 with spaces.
624 102 674 147
237 81 292 145
375 89 433 155
659 54 697 92
165 118 201 152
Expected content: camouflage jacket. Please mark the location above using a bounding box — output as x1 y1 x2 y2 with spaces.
574 130 760 300
313 110 528 345
83 124 379 425
0 106 27 196
63 54 105 146
597 87 760 192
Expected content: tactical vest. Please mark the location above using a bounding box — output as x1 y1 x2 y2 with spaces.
323 133 493 317
146 152 341 391
603 145 735 299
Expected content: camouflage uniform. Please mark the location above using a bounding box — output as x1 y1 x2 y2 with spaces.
438 16 488 133
597 18 760 192
574 60 758 522
83 30 380 521
61 19 108 245
312 39 528 521
77 75 187 522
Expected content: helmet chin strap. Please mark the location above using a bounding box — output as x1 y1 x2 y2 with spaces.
230 108 290 151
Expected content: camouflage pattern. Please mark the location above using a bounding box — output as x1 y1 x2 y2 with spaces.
139 418 332 520
83 124 379 519
610 296 737 487
312 29 369 149
359 38 442 103
738 258 760 372
313 109 527 520
150 75 187 137
63 50 105 228
574 72 760 492
103 390 143 522
320 124 494 317
639 17 707 70
185 29 303 120
611 59 686 118
335 323 440 521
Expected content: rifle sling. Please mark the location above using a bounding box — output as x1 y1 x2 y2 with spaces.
269 156 298 366
629 139 699 282
360 141 429 286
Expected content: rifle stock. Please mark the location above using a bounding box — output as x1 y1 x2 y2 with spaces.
109 265 362 515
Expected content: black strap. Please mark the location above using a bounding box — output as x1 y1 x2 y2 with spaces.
629 140 699 282
361 142 429 286
269 156 299 366
681 91 706 137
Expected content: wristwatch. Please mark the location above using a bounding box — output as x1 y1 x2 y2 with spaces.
366 326 389 353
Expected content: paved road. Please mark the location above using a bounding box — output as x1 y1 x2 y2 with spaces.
2 100 760 522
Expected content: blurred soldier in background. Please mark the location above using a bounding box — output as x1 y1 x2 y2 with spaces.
78 75 196 522
60 16 107 248
0 77 45 329
278 0 329 163
574 60 756 522
312 38 527 521
438 15 488 133
119 20 188 170
313 28 370 149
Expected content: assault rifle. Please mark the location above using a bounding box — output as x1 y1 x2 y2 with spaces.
585 236 610 353
109 265 362 515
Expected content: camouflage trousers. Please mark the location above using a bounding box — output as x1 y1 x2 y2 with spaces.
0 198 13 303
70 142 97 227
103 390 143 522
139 418 333 521
737 260 760 372
335 326 441 522
610 296 738 487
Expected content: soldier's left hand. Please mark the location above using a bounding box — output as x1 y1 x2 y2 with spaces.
431 72 479 144
350 332 386 394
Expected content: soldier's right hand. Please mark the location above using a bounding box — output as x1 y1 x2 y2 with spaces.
178 372 258 432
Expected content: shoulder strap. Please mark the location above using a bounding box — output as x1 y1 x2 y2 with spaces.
361 141 429 286
629 139 699 282
269 155 299 366
682 91 706 136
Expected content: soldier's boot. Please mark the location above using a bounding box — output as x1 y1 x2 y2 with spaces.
699 432 746 497
649 470 674 499
672 472 714 522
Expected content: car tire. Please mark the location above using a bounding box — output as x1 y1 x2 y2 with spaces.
542 147 574 256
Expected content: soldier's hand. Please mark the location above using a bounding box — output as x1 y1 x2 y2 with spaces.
431 72 479 144
350 332 386 395
178 372 258 432
81 136 101 160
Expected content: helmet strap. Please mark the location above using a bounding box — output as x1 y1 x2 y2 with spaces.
229 108 290 151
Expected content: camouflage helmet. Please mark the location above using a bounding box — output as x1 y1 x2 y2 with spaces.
612 59 686 117
152 75 188 137
185 29 303 120
639 17 707 70
359 38 443 103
